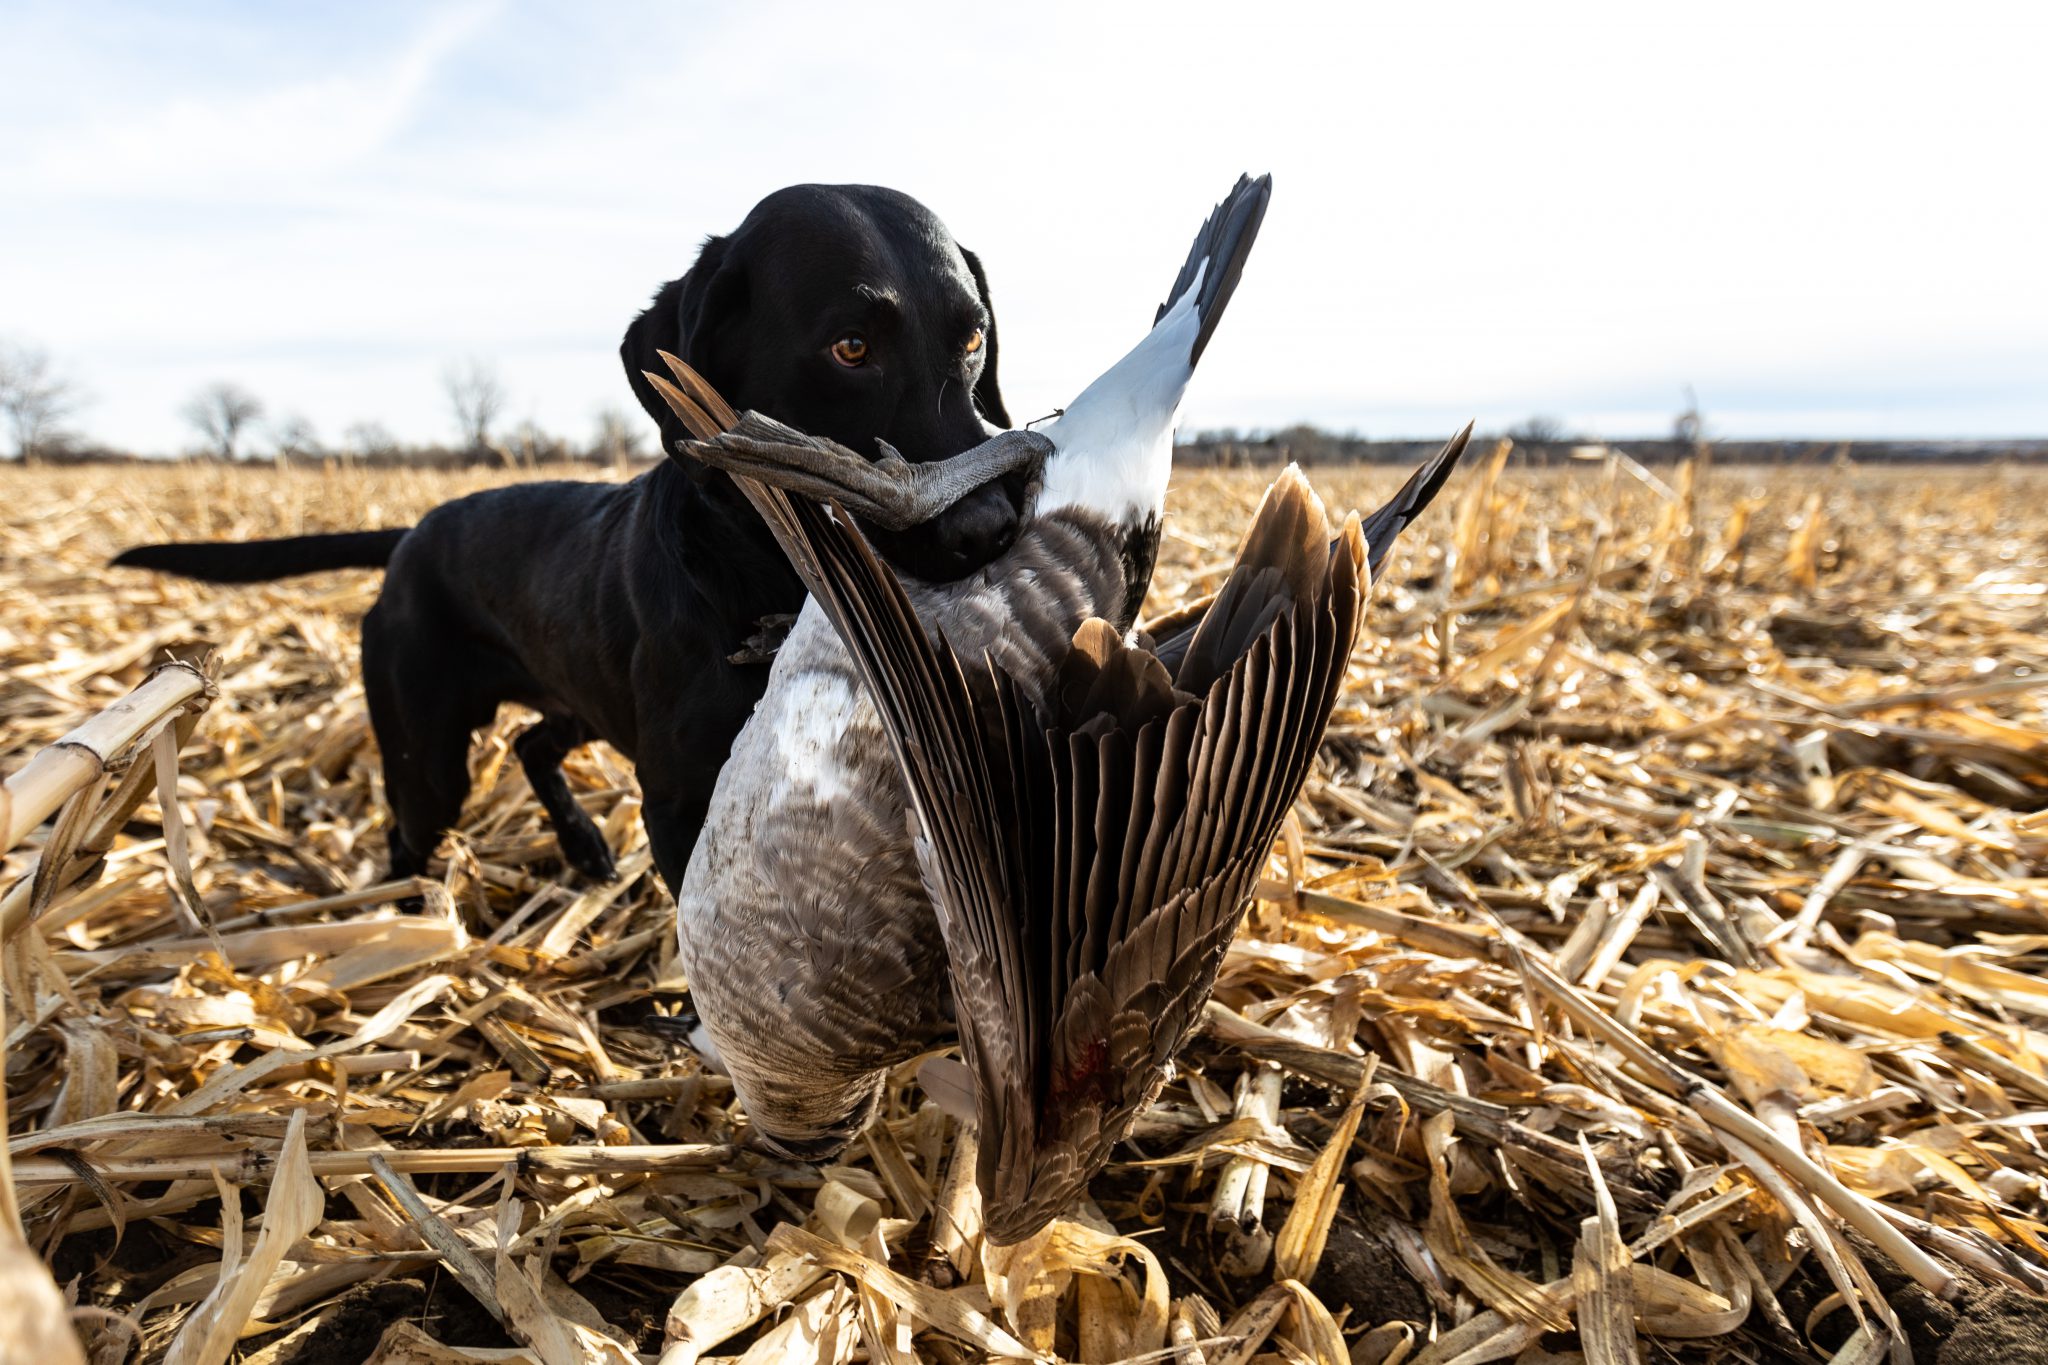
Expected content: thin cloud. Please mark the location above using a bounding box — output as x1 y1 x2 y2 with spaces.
4 0 2043 452
11 4 500 201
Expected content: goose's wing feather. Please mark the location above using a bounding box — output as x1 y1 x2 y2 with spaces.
748 466 1368 1243
1356 422 1475 577
1145 422 1475 675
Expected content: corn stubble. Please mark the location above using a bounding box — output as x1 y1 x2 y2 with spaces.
2 453 2046 1363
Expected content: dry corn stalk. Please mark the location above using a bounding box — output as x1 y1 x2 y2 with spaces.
1 657 216 1365
3 458 2047 1362
3 658 214 937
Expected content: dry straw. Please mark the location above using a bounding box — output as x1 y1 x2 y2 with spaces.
2 451 2046 1363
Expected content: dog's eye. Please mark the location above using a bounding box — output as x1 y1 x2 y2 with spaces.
830 334 870 367
963 328 984 356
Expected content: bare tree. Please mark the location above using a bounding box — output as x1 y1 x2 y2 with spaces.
592 407 647 464
1672 385 1707 452
1272 422 1337 466
1506 415 1571 447
344 421 399 461
182 382 265 461
444 359 505 455
0 342 79 462
508 418 568 468
271 414 321 464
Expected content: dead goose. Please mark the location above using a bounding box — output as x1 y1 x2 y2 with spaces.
652 174 1472 1241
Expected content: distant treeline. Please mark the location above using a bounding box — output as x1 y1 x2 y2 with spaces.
1175 428 2048 468
18 435 636 470
16 429 2048 469
10 339 2041 469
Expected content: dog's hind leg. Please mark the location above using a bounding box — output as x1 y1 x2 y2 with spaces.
514 714 617 883
642 789 713 898
363 606 497 882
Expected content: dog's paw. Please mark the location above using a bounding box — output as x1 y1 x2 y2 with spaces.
557 826 619 884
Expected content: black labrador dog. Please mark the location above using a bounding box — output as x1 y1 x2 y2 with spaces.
115 185 1028 894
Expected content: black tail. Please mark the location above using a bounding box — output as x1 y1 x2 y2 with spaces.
1359 422 1475 577
111 529 410 583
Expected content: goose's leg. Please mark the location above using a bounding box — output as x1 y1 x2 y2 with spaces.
677 414 1051 531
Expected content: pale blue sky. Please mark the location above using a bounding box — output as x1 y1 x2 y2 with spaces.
4 0 2043 454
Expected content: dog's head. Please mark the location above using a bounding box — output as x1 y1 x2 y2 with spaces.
624 184 1021 580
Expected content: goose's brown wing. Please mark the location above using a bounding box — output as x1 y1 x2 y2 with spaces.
640 356 1467 1241
748 464 1370 1242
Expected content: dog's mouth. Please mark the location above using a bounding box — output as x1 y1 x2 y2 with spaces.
861 477 1023 582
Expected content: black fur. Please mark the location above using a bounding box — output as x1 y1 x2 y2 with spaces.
113 184 1027 893
115 529 408 581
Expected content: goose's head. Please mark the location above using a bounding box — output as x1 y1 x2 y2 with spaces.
729 1058 889 1165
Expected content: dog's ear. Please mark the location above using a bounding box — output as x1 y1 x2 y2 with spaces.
622 234 749 451
959 246 1011 429
621 274 689 434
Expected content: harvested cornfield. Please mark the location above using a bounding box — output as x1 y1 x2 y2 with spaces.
3 453 2047 1364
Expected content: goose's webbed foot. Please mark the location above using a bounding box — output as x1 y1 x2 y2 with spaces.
680 414 1051 531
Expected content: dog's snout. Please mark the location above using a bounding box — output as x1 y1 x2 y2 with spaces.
933 482 1022 556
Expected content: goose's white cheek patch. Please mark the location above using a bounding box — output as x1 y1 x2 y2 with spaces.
771 672 856 803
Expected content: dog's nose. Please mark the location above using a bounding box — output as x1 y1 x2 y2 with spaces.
935 488 1022 558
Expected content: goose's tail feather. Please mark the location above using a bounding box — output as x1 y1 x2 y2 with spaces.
1036 173 1272 524
1155 172 1273 368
